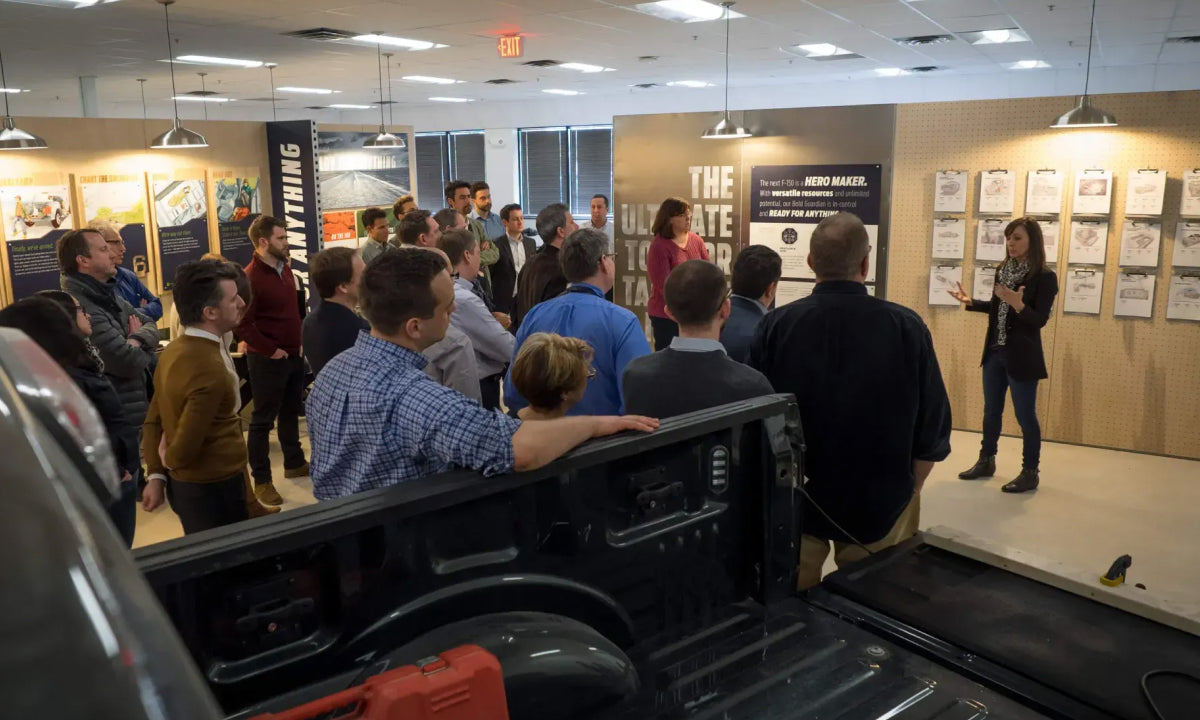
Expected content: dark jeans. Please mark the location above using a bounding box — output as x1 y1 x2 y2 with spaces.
166 472 250 535
246 354 307 485
650 315 678 351
480 372 503 411
108 474 138 548
981 349 1041 470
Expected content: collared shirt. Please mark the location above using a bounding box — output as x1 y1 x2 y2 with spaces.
184 326 240 412
582 218 615 252
504 283 651 416
748 281 952 544
307 331 521 500
471 210 505 241
720 294 770 364
669 336 725 353
423 324 481 401
506 232 528 279
360 238 392 265
452 276 515 378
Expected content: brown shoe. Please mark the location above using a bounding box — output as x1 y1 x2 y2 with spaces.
247 500 282 518
255 482 284 506
283 462 310 479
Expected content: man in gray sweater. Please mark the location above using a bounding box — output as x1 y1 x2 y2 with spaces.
623 260 773 419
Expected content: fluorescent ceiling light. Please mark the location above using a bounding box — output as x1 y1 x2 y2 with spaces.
172 95 232 103
634 0 744 23
174 55 265 68
796 43 854 57
0 88 26 94
874 67 909 77
558 62 615 73
329 103 373 109
964 28 1029 45
542 89 583 96
351 34 447 51
429 96 474 103
1011 60 1050 69
277 86 340 94
401 75 462 85
6 0 119 6
667 80 714 88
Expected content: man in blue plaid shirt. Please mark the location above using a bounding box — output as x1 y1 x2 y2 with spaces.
307 248 658 500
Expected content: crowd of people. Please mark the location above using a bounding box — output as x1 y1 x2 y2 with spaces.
0 175 1060 588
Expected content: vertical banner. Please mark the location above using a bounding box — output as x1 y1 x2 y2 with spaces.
748 164 882 286
267 120 321 308
150 176 209 292
1 180 74 300
79 175 153 292
213 170 261 266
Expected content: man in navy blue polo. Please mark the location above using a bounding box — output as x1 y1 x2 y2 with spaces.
504 228 651 416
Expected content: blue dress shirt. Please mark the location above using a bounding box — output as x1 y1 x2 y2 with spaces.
719 294 768 363
504 283 651 416
471 210 505 242
307 331 521 499
116 266 162 320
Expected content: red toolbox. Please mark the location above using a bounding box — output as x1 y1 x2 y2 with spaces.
248 645 509 720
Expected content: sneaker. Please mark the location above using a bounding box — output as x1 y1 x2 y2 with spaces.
255 482 284 506
283 462 310 479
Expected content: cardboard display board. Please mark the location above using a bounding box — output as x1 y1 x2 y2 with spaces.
149 170 210 293
78 174 154 293
0 174 74 300
212 168 261 267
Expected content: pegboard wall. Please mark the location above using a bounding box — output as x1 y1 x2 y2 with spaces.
892 91 1200 460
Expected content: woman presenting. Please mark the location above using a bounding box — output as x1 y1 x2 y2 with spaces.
948 217 1058 494
647 197 709 350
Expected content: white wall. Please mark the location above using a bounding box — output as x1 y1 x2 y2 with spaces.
483 128 520 211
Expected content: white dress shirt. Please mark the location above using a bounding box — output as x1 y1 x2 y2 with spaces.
582 218 614 252
506 232 528 280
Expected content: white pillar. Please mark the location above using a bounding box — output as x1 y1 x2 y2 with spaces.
79 76 99 118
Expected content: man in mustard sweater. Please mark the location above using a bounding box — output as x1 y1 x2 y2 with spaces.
142 260 250 534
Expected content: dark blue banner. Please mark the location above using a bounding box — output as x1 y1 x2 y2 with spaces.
119 222 152 282
156 217 209 291
266 120 321 310
750 164 882 226
7 230 68 300
218 215 257 267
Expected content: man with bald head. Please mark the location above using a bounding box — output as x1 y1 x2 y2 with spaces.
749 211 952 589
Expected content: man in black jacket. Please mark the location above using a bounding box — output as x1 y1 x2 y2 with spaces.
58 229 161 525
721 245 781 363
490 203 536 316
303 247 368 376
513 203 577 329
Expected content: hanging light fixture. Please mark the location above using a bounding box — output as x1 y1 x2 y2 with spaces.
0 43 47 150
266 63 278 121
363 38 405 149
151 0 208 149
1051 0 1116 128
702 1 751 140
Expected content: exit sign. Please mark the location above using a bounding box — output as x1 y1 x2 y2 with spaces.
498 34 523 59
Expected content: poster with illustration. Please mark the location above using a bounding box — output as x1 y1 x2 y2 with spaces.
322 210 359 249
152 179 209 291
81 178 151 287
214 176 260 265
1 184 73 299
317 131 411 210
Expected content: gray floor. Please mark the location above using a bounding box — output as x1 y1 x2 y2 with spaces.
134 428 1200 612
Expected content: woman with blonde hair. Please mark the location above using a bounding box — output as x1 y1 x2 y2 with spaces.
647 197 709 350
510 333 594 421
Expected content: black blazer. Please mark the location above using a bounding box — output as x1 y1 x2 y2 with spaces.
490 232 537 315
967 267 1058 381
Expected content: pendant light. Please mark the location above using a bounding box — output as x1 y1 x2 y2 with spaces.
702 1 751 140
266 63 278 121
363 38 404 149
151 0 208 149
1050 0 1116 128
0 43 47 150
137 78 149 148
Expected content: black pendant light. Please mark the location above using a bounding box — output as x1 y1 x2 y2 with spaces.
1051 0 1116 128
363 38 404 149
0 43 47 150
151 0 208 149
702 1 751 140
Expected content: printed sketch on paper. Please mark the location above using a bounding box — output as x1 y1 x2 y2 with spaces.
2 186 72 241
1078 178 1109 197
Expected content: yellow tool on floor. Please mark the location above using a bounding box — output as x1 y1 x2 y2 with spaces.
1100 554 1133 587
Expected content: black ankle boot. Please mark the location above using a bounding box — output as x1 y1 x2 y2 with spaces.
958 455 996 480
1002 468 1039 493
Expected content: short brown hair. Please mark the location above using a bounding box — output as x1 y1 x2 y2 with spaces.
400 209 433 245
361 207 388 230
249 215 287 246
56 229 102 275
360 249 446 335
393 195 415 218
310 246 358 299
511 333 593 412
809 212 870 281
665 260 727 327
433 208 460 232
437 228 476 267
651 197 690 238
173 259 239 326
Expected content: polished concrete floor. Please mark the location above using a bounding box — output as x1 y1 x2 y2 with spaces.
132 428 1200 609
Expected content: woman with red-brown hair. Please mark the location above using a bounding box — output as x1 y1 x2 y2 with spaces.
646 197 709 350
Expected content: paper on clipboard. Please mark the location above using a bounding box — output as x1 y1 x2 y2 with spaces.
1173 221 1200 268
973 265 996 302
979 170 1015 214
1113 272 1155 319
1063 267 1103 315
976 218 1008 262
1073 169 1113 215
934 170 968 213
1069 220 1108 265
929 265 962 306
1124 169 1166 216
1118 220 1161 268
932 217 965 259
1026 170 1063 215
1166 274 1200 321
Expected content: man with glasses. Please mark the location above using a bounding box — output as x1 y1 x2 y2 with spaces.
622 260 773 419
90 220 162 321
504 228 650 417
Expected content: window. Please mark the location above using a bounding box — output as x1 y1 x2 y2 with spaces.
414 130 486 210
518 125 612 216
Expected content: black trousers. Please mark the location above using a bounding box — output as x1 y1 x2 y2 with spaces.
246 354 307 484
650 316 679 352
480 372 503 411
166 472 250 535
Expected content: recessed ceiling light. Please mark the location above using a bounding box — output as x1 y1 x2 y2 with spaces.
429 96 474 103
172 96 233 103
351 34 447 51
558 62 616 73
329 103 373 109
1011 60 1050 69
634 0 744 23
667 80 714 88
542 89 583 96
796 43 855 57
401 75 463 85
962 28 1029 45
173 55 265 68
874 68 909 77
277 87 340 94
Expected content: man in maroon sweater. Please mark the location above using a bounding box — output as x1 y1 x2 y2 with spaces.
236 215 308 505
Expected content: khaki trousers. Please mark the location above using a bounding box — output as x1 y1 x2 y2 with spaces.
796 493 921 590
